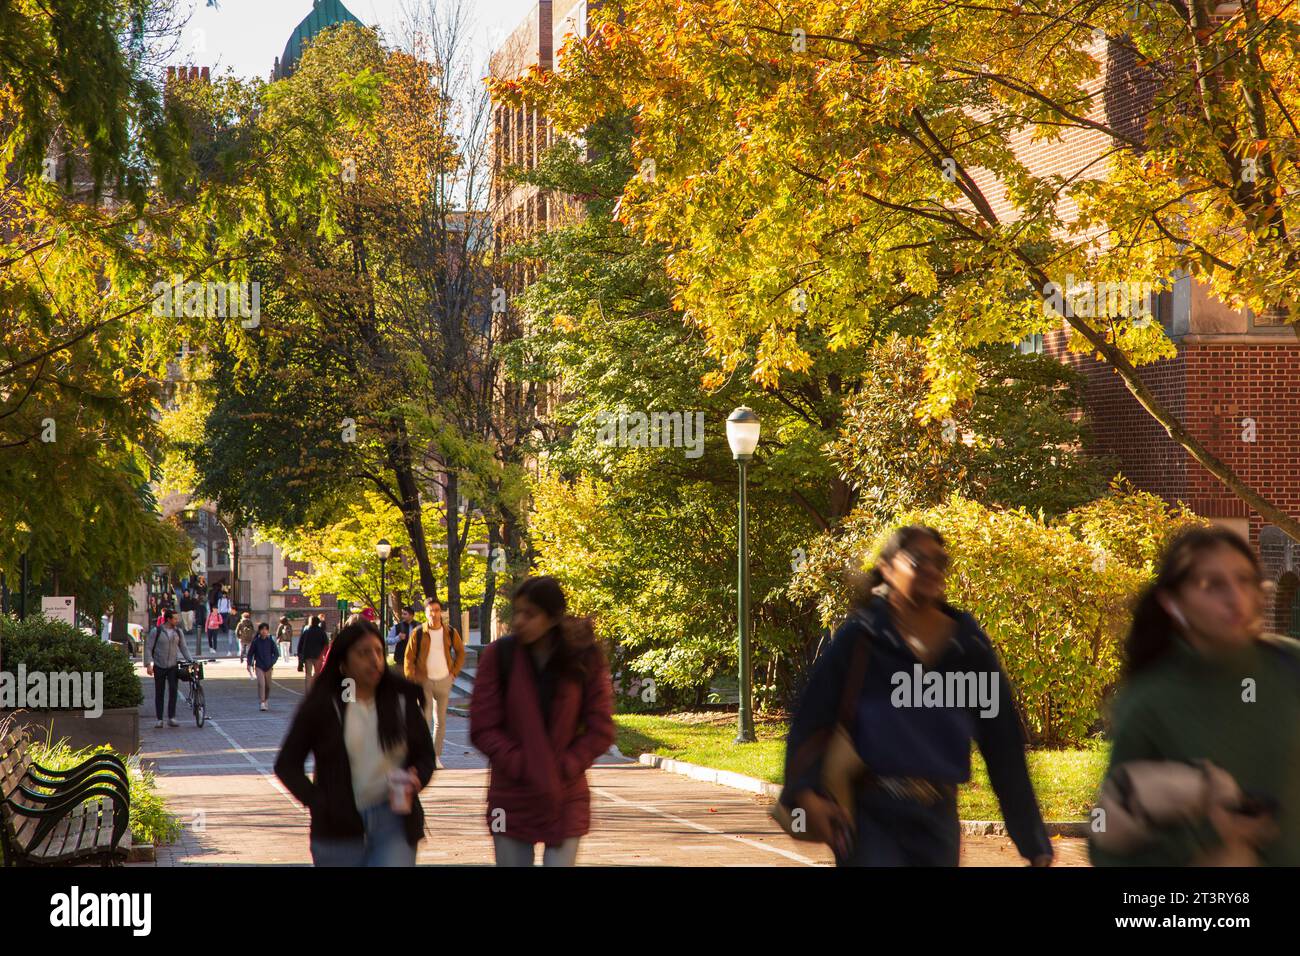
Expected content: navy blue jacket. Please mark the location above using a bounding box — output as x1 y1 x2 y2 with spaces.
781 596 1051 862
248 634 280 671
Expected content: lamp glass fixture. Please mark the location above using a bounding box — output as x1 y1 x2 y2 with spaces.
725 407 761 459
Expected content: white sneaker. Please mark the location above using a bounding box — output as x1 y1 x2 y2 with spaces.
436 757 445 770
260 702 268 711
155 719 164 728
169 718 180 727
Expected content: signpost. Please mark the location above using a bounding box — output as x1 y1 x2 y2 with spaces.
41 596 76 628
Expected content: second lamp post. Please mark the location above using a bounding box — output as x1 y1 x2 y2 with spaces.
376 538 392 638
726 406 760 744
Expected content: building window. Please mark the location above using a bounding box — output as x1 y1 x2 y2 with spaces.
1016 333 1044 355
1248 305 1289 329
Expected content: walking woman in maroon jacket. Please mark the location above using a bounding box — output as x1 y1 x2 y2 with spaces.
470 576 615 866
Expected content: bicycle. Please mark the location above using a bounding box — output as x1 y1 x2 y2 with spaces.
177 658 211 728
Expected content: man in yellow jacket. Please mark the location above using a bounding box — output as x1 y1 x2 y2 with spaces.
405 597 465 768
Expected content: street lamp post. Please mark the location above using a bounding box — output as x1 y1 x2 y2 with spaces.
726 406 760 744
375 539 392 639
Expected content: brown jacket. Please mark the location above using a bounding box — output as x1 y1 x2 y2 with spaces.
404 622 465 684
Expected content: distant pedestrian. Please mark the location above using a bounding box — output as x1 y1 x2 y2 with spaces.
391 606 414 676
470 576 614 866
298 615 330 691
205 606 223 653
405 598 464 769
275 619 435 866
236 611 255 668
276 616 293 661
179 589 197 639
249 622 280 712
145 609 193 729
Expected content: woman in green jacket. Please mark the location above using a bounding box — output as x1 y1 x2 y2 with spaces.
1091 527 1300 866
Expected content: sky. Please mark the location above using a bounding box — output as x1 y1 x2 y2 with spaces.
162 0 539 80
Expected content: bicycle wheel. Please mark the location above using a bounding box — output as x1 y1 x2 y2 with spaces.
193 682 206 728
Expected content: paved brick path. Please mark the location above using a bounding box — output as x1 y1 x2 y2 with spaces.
131 660 1088 866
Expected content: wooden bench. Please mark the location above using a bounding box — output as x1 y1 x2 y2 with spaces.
0 728 131 866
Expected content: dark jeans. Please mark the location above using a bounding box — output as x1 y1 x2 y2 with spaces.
837 790 961 867
154 666 179 720
207 628 219 651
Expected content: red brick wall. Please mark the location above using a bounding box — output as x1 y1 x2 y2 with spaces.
1048 329 1189 503
1181 345 1300 539
1050 330 1300 547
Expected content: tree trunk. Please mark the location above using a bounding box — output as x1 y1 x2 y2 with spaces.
445 469 462 645
387 427 438 601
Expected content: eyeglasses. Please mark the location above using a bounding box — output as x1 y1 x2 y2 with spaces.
900 549 949 573
1185 572 1267 598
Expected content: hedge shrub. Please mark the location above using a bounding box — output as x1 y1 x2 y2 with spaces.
0 614 142 710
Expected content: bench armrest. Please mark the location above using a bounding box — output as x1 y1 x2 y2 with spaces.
5 783 131 854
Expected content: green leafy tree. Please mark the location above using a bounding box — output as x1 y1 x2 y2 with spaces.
502 0 1300 542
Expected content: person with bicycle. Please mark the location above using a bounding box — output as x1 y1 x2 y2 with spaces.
145 609 193 729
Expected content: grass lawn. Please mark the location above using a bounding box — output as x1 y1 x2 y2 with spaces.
614 712 1109 822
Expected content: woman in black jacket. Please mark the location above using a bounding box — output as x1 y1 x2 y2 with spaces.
779 525 1052 867
275 619 435 866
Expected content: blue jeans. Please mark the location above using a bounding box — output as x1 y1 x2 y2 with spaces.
493 835 580 867
310 802 417 867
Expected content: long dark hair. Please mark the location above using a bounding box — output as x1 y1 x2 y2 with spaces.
511 575 602 681
853 524 947 607
1124 526 1263 677
305 619 416 752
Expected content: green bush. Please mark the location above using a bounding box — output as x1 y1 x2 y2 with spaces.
0 613 142 710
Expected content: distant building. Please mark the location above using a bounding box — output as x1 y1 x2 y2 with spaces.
272 0 363 81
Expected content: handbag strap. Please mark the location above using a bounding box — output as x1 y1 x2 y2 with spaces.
785 613 874 791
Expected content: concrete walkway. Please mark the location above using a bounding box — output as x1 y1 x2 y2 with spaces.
131 660 1087 866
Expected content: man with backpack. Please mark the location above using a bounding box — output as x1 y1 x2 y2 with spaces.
404 597 464 769
145 609 193 728
248 622 280 712
236 611 256 671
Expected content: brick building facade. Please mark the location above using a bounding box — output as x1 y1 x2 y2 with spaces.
1007 34 1300 633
